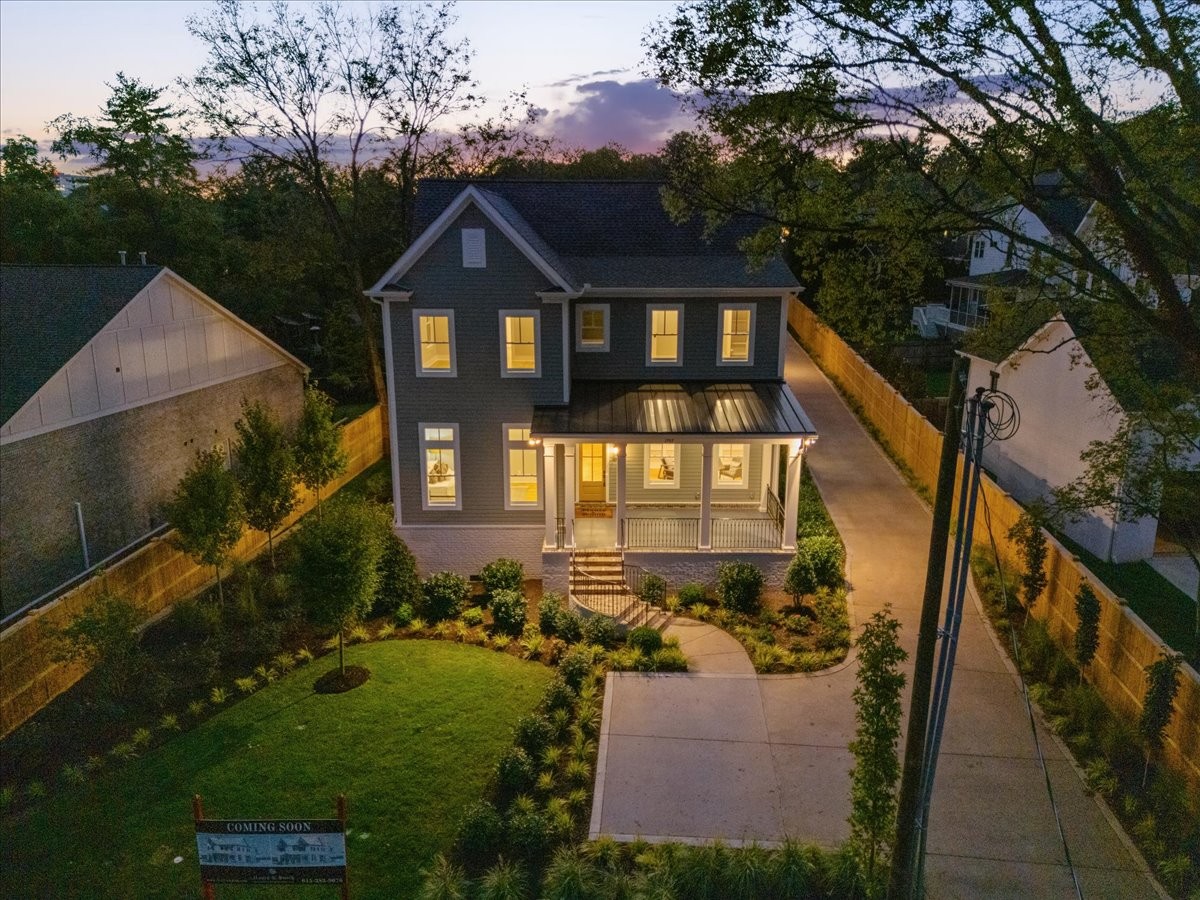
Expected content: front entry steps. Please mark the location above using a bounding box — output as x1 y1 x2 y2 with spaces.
569 550 671 632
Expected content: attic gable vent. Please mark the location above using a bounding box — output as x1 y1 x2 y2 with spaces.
462 228 486 268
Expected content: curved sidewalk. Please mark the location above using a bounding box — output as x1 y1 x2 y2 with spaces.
590 338 1160 899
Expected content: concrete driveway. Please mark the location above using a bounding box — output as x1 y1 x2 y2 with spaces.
589 339 1162 900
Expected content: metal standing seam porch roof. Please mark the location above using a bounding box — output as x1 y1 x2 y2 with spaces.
532 381 817 439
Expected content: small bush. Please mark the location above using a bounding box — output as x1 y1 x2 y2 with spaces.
505 810 552 866
752 642 795 673
481 558 524 600
26 780 46 800
716 561 764 615
169 597 223 641
394 602 416 628
420 853 470 900
812 587 851 652
479 858 530 900
456 800 504 868
421 571 470 622
639 574 667 606
650 646 689 672
628 626 663 655
490 589 528 637
677 582 707 607
462 607 485 627
581 615 618 649
558 645 594 691
60 763 87 787
514 713 555 759
496 746 537 796
541 675 576 712
0 786 14 809
554 608 584 644
539 594 564 635
375 532 420 616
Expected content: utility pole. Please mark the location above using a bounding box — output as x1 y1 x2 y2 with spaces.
888 355 968 900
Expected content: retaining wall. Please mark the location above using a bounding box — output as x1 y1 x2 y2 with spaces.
0 406 384 738
788 299 1200 797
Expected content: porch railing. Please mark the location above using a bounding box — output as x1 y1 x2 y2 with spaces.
554 517 566 549
568 553 654 629
713 517 782 549
765 487 785 533
624 516 700 549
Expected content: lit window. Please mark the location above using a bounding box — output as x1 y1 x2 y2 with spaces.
645 443 677 488
647 305 683 364
576 303 609 351
504 424 540 508
719 304 755 364
500 310 541 376
412 309 456 376
419 423 460 509
714 443 747 487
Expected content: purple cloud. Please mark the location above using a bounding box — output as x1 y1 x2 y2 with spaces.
541 78 698 152
544 67 630 89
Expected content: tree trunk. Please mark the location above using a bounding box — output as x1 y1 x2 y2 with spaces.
267 530 275 571
338 629 345 678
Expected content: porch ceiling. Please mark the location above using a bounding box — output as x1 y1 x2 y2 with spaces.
532 380 816 439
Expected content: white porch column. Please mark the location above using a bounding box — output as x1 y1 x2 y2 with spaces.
782 440 803 551
543 443 559 548
758 443 773 511
563 443 577 549
615 443 627 548
699 443 714 550
768 444 781 498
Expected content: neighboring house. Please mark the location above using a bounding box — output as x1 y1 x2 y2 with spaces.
0 265 307 617
366 180 817 594
913 172 1091 337
961 309 1180 564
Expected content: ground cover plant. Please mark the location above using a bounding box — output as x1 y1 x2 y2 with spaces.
972 553 1199 897
0 641 552 899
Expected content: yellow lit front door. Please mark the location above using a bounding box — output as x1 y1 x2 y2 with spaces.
579 443 607 502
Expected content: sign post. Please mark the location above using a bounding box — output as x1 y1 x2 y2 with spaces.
193 795 349 896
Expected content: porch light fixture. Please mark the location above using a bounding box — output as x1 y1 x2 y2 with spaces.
802 436 819 449
607 445 620 457
527 438 542 447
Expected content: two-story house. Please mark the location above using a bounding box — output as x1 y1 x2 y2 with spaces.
366 180 817 594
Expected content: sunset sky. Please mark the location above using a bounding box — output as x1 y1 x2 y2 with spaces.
0 0 694 157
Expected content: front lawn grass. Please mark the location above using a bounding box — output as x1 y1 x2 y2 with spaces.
0 640 551 899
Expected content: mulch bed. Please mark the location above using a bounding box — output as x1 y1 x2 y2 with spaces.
313 665 371 694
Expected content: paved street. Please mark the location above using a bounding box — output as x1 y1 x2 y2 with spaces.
590 338 1162 899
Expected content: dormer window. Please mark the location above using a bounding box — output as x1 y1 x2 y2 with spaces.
576 303 610 351
462 228 486 268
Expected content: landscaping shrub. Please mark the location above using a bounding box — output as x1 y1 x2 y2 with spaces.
490 589 528 637
650 646 689 672
716 561 764 615
541 675 576 712
553 608 583 644
812 587 851 652
639 574 667 606
421 571 470 622
539 594 564 635
558 645 594 691
785 535 845 598
394 602 415 628
677 582 707 607
495 746 537 796
481 558 524 601
456 800 504 869
54 589 148 705
505 810 552 866
461 607 485 627
628 626 663 655
375 530 420 616
514 713 555 760
167 597 222 642
479 859 530 900
581 614 618 649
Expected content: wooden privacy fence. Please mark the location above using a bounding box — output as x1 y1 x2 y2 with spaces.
789 299 1200 796
0 406 385 738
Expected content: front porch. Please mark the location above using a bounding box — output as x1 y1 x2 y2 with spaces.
533 381 818 554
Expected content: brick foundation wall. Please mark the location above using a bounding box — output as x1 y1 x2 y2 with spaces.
398 526 546 578
0 366 304 614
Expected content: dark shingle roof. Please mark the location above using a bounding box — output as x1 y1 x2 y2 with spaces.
414 180 799 290
531 380 816 438
946 269 1031 289
1 265 163 422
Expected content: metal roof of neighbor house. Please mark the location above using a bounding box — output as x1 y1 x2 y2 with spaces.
0 265 164 422
532 380 816 438
412 180 800 291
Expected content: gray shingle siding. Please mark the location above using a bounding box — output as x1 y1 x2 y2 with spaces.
571 296 782 381
390 206 562 526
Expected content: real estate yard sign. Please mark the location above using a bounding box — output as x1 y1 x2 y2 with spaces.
193 795 349 896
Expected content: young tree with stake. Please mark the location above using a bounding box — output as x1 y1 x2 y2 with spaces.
166 447 244 603
294 385 348 518
233 399 296 568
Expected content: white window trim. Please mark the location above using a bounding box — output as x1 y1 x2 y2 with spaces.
643 442 680 489
412 309 457 377
502 423 543 510
645 303 684 366
717 302 756 366
418 422 462 511
575 303 610 352
499 309 542 377
713 442 750 489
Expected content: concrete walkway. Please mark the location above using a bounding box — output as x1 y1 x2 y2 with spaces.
591 338 1161 899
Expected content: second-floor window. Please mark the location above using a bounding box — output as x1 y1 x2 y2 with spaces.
413 310 456 376
647 304 683 365
576 303 609 351
973 238 985 259
500 310 541 376
719 304 756 365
